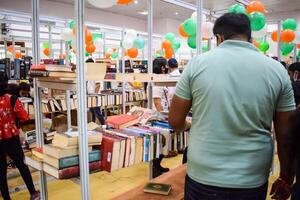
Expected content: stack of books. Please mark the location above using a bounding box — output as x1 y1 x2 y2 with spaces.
32 129 103 179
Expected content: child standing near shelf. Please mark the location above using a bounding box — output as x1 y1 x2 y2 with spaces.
0 72 40 200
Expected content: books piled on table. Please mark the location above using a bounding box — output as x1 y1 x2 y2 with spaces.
29 64 74 78
106 114 139 129
41 129 103 179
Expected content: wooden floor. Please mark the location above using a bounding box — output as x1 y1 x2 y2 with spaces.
9 155 284 200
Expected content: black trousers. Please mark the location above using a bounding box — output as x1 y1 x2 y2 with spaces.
184 175 268 200
90 107 105 125
0 136 36 200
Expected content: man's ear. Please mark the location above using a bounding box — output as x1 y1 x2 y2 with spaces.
294 71 299 81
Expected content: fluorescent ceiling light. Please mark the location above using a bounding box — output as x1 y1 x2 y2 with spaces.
175 12 179 15
134 0 138 4
138 11 148 15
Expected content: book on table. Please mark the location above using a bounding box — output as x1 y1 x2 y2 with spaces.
43 160 101 179
143 183 172 196
106 114 139 129
43 149 100 169
43 144 92 159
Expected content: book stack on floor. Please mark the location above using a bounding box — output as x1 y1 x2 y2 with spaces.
33 129 103 179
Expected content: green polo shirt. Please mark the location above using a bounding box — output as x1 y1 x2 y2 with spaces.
175 40 295 188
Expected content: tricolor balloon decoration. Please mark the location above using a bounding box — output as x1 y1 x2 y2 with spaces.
121 29 145 59
270 18 299 56
87 0 134 9
178 12 213 50
42 41 51 57
160 33 181 59
105 48 119 59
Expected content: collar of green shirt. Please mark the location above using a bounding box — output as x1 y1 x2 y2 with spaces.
218 40 258 52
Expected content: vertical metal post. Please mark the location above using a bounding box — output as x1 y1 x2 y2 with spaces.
121 29 126 114
293 47 297 63
75 0 90 199
65 21 69 65
32 0 48 199
48 24 52 58
4 39 7 58
196 0 203 55
12 37 16 57
66 90 72 131
147 0 153 180
277 21 281 62
103 34 106 58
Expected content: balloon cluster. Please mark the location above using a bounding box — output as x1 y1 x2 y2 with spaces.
121 29 145 59
61 20 104 57
160 33 181 59
178 12 213 49
7 45 23 59
271 18 299 56
87 0 134 9
229 1 269 53
105 48 119 59
42 41 51 57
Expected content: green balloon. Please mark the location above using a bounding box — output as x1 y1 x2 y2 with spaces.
43 42 49 49
183 18 197 36
202 45 209 52
85 52 90 57
187 35 196 49
259 42 270 52
69 20 75 29
249 12 266 31
282 18 297 31
280 43 295 55
228 4 246 14
165 33 175 42
111 52 118 59
92 33 103 40
172 40 181 50
133 36 145 49
67 40 72 46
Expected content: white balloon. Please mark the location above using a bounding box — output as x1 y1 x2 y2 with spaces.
294 31 300 44
252 25 267 39
126 29 137 39
60 28 74 41
94 38 104 50
202 22 214 39
122 38 133 49
87 0 115 8
191 11 207 22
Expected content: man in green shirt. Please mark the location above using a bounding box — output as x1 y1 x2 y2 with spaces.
169 13 295 200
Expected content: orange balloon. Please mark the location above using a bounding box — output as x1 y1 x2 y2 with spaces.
105 53 111 59
252 40 259 48
127 48 138 58
162 40 172 50
246 1 266 14
43 48 50 56
85 29 93 45
271 31 278 42
117 0 133 4
86 43 96 54
7 45 14 53
165 48 174 59
297 44 300 49
179 23 189 38
281 30 296 43
15 51 22 59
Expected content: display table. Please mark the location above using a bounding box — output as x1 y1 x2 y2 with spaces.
113 164 186 200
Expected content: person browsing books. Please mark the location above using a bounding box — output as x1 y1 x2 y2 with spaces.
86 58 105 125
169 13 296 200
0 72 40 200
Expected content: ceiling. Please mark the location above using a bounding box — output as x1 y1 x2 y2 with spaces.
48 0 300 21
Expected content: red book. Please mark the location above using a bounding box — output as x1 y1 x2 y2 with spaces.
101 134 122 172
106 114 139 129
44 161 101 179
31 64 47 71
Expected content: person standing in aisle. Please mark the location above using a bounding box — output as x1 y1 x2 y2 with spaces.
86 58 105 125
288 62 300 107
169 13 295 200
0 72 40 200
167 58 181 106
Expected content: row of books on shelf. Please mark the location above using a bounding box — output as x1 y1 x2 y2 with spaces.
21 90 146 114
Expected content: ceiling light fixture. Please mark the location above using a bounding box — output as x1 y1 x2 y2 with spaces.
134 0 138 4
138 11 148 15
175 12 179 15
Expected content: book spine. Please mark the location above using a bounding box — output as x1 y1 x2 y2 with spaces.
59 150 101 169
58 161 101 179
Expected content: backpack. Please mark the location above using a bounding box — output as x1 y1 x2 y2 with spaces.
10 95 20 129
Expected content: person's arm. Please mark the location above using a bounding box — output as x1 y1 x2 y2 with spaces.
153 97 163 112
169 95 192 132
13 98 29 122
